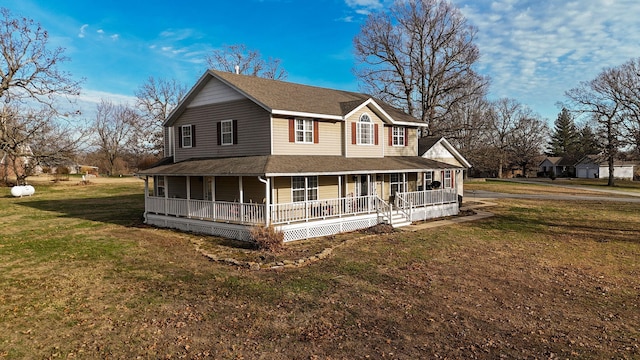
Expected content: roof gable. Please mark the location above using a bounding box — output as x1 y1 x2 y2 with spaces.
418 136 471 168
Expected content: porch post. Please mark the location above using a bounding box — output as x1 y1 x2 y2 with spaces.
186 176 191 218
163 176 168 216
209 177 216 201
261 176 271 226
143 176 149 221
239 176 244 221
211 176 216 220
367 174 372 212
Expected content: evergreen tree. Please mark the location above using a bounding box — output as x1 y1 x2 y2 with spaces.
576 124 600 159
547 108 579 160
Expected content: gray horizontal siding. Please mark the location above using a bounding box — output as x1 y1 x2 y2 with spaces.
174 99 271 162
188 77 245 107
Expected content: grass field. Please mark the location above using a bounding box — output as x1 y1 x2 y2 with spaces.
468 177 640 195
1 177 639 359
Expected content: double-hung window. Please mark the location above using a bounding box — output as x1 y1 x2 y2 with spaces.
295 119 313 143
221 120 233 146
155 176 165 197
443 170 452 188
357 114 374 145
390 173 406 195
424 171 433 187
292 176 318 202
181 125 192 148
392 126 405 146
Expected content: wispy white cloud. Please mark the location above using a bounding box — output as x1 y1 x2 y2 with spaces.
159 28 200 41
78 88 136 106
345 0 384 9
150 28 212 65
78 24 88 38
454 0 640 119
343 0 388 17
336 15 354 23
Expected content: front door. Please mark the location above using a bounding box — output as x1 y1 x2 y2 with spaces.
355 175 376 197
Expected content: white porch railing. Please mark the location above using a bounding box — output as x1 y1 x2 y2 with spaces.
145 189 457 226
145 197 265 225
395 189 458 209
270 195 379 224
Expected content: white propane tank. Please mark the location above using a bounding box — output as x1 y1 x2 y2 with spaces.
23 185 35 196
10 185 35 197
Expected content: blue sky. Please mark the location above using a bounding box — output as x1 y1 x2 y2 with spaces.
4 0 640 122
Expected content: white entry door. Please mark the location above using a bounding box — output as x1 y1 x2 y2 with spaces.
355 175 375 197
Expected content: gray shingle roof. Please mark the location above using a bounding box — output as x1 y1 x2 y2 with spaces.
137 155 460 177
167 70 425 126
213 71 369 117
418 136 442 155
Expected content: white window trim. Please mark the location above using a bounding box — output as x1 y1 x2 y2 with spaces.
392 126 405 146
221 120 233 146
357 113 374 145
155 176 165 197
291 176 318 202
444 170 452 189
424 171 433 186
181 125 192 148
390 173 406 194
295 118 313 144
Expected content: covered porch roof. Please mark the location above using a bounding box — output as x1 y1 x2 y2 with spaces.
137 155 462 177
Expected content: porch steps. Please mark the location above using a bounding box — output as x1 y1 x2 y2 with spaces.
385 212 412 228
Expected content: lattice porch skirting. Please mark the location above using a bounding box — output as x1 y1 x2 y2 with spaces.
145 203 458 243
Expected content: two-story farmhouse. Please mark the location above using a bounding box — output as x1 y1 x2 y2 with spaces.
137 70 465 242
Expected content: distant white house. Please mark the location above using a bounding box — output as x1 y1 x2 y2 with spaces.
575 155 637 180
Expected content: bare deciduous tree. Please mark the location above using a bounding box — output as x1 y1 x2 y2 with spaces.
486 98 536 178
93 100 139 176
0 7 81 109
566 66 627 186
0 8 83 184
353 0 489 134
206 44 287 80
134 77 187 157
1 105 83 184
439 94 491 150
507 115 549 177
610 58 640 158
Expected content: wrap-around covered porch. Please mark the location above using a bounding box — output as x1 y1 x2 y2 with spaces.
141 172 459 242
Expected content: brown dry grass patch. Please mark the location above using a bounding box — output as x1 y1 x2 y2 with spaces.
1 180 639 359
466 179 635 196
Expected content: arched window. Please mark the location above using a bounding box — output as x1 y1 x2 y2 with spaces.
357 113 374 145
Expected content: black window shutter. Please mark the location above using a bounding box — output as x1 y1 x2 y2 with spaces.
178 126 182 148
232 120 238 144
216 122 221 146
191 125 196 147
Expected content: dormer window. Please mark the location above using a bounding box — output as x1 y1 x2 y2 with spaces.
357 113 374 145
